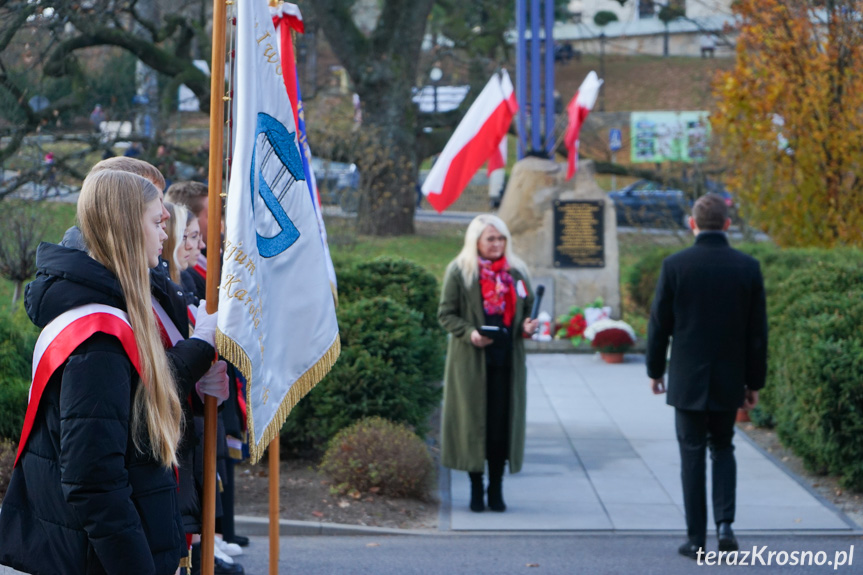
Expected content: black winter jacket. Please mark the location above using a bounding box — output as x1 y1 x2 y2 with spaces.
0 243 187 575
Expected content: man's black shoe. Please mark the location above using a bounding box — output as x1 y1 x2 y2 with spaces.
214 556 244 574
717 521 739 551
678 540 705 560
225 534 250 547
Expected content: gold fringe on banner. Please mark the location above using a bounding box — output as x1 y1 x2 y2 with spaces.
216 328 341 464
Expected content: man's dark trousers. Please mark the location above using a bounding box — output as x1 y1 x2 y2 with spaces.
676 409 737 544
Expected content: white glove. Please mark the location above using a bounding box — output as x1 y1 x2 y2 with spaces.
191 299 217 347
195 360 230 405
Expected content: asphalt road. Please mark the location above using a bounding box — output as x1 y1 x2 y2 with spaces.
234 533 862 575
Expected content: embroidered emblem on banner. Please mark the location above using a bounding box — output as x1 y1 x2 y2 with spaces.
250 112 305 258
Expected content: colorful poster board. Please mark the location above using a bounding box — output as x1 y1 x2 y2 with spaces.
630 111 710 163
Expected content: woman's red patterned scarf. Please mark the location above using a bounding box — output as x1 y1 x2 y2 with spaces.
478 256 515 327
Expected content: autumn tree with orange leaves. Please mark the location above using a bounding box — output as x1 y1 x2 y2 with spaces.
712 0 863 247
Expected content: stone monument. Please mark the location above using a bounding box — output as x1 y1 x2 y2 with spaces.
498 156 620 321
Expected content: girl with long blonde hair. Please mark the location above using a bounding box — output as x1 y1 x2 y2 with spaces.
77 170 184 465
0 169 189 574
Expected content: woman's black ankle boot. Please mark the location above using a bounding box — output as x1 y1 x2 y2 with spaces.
487 462 507 512
469 472 485 512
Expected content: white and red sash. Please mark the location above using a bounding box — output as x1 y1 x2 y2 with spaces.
15 304 139 466
151 296 184 350
187 305 197 328
193 254 207 280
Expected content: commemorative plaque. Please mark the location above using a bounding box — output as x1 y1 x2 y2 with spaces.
553 200 604 268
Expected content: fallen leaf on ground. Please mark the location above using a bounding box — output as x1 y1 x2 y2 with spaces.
369 487 380 494
338 501 351 508
311 511 324 518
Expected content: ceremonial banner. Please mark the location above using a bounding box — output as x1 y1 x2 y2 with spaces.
218 0 340 463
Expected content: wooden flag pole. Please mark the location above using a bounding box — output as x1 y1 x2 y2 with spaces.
202 0 228 572
269 437 280 574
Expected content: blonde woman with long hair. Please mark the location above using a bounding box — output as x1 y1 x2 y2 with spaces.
438 214 539 513
0 170 190 574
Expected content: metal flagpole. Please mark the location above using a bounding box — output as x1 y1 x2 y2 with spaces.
203 0 228 571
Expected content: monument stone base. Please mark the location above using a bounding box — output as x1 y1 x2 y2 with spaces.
498 157 621 322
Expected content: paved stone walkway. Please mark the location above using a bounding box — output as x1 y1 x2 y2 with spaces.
445 353 858 533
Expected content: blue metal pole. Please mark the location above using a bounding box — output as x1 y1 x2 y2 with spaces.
530 0 541 153
516 0 527 160
544 0 555 155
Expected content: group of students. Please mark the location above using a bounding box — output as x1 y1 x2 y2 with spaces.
0 157 248 575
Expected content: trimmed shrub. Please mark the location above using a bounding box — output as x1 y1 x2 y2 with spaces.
337 257 441 331
0 378 28 441
0 306 37 440
624 246 680 316
0 438 15 502
320 416 434 500
757 262 863 422
281 297 443 454
761 263 863 489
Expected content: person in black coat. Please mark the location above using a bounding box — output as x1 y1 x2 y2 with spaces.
646 193 767 560
0 170 218 574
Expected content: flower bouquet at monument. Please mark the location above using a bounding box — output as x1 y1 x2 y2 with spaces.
584 318 636 363
555 298 609 347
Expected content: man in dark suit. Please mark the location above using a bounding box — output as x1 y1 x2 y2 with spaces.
646 194 767 560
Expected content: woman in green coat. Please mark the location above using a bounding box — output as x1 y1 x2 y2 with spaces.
438 214 538 512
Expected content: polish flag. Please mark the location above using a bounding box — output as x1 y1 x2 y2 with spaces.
486 134 507 176
271 2 304 131
564 71 603 180
422 70 517 213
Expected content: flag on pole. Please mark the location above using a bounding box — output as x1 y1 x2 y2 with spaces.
421 70 517 213
486 134 507 176
219 0 340 463
564 71 603 180
271 2 303 134
272 2 338 294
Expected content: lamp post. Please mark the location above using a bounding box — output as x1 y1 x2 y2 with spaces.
429 66 442 114
599 32 606 112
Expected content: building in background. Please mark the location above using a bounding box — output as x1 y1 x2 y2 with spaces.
561 0 735 57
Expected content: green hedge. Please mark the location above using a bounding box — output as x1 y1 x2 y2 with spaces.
0 307 38 440
624 246 680 317
336 257 441 331
281 296 444 455
763 265 863 489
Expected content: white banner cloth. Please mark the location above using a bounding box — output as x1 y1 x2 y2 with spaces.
218 0 340 463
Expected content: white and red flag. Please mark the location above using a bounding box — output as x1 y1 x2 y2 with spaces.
422 70 517 213
487 134 507 175
271 2 338 294
564 71 603 180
